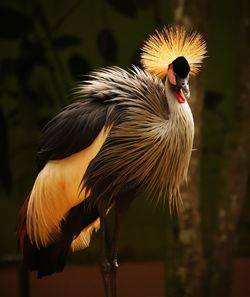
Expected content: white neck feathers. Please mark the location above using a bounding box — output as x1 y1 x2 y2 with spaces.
163 79 194 209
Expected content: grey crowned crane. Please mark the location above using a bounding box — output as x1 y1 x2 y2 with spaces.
17 26 207 297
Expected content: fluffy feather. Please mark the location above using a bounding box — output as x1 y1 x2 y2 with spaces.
141 25 207 78
81 67 194 211
71 218 100 251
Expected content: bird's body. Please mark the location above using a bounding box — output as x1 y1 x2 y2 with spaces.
17 26 206 297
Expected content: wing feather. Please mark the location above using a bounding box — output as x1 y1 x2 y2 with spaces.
27 126 111 248
37 100 109 172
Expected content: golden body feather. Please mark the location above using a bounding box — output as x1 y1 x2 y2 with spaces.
27 127 111 249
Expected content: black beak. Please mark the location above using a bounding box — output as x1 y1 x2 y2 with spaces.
176 76 190 98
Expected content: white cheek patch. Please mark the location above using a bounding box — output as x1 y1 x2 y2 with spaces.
168 65 176 86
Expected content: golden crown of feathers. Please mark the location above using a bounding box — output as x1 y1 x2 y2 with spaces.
141 26 207 79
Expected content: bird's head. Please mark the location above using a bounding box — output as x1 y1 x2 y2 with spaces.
141 25 207 103
167 56 190 102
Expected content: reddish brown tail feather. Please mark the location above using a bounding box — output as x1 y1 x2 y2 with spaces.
16 195 30 251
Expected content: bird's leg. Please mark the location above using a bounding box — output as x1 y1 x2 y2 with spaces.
109 205 124 297
109 191 136 297
100 214 111 297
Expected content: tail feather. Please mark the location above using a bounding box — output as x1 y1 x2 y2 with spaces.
23 233 70 278
17 197 99 278
17 195 30 251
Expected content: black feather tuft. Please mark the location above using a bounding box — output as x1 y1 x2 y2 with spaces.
172 56 190 78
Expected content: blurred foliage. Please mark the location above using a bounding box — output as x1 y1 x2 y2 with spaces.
0 0 249 268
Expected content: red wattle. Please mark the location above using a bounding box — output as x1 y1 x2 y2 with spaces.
176 91 186 103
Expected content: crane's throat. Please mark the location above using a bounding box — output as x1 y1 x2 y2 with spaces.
176 90 186 103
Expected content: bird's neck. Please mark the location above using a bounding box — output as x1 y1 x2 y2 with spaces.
165 79 192 116
165 78 194 140
163 78 195 207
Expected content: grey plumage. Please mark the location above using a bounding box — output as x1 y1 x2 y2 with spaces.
80 66 194 211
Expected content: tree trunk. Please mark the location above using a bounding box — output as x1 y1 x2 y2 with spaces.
166 1 207 297
207 1 250 296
